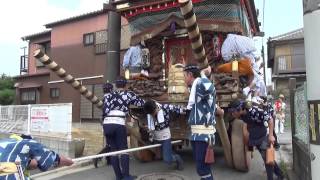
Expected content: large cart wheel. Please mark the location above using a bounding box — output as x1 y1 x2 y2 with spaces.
127 121 158 162
129 133 154 162
230 119 251 172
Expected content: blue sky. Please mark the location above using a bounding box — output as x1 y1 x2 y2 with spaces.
0 0 105 76
255 0 303 39
0 0 303 78
253 0 303 84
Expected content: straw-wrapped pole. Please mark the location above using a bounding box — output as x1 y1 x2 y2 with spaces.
33 49 103 109
178 0 208 69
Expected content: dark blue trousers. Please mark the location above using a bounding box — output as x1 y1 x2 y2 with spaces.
191 141 214 180
256 137 283 180
154 139 179 165
103 124 133 180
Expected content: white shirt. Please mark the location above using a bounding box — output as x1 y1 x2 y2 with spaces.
153 127 171 141
147 108 171 141
187 77 201 110
103 110 126 125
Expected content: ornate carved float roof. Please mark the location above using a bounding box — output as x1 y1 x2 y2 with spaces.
116 0 260 38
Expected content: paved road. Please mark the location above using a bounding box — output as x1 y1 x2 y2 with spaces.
33 131 292 180
51 147 269 180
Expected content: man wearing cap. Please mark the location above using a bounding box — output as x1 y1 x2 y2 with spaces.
274 94 286 134
229 99 284 180
102 76 145 180
183 64 216 180
0 134 73 180
143 100 185 170
93 82 114 168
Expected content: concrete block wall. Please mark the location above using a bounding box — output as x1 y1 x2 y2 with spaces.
72 122 104 156
34 137 76 158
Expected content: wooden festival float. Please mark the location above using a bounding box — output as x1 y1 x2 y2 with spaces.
34 0 261 172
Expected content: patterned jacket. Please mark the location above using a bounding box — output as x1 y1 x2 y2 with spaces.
0 138 59 180
147 103 185 131
103 90 145 118
266 102 274 118
242 106 270 146
187 77 216 143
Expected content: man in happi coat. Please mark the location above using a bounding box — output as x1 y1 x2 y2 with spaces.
102 76 145 180
0 134 73 180
183 64 216 180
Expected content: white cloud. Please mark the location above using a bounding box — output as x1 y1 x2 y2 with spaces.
77 0 106 13
0 0 105 75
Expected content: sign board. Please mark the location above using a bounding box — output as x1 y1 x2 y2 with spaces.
31 107 49 132
30 103 72 140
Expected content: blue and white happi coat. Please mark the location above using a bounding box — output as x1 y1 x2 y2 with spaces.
187 77 216 144
242 106 271 146
103 90 145 118
147 103 185 131
0 138 59 180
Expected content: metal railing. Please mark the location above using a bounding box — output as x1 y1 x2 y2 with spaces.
20 55 28 74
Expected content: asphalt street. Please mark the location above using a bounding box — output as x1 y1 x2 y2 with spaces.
51 147 268 180
31 131 292 180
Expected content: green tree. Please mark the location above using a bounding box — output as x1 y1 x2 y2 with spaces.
0 74 15 105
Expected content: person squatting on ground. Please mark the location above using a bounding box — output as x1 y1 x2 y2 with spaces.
274 94 286 134
183 64 216 180
0 134 73 180
143 100 185 170
93 82 114 168
102 76 145 180
229 99 284 180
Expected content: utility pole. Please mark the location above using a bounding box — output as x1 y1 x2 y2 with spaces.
262 0 267 85
303 0 320 179
104 0 121 82
261 45 267 84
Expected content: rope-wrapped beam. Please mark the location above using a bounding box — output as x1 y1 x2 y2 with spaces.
33 49 103 109
178 0 208 69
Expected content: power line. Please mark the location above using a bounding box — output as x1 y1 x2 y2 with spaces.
262 0 266 45
261 0 267 84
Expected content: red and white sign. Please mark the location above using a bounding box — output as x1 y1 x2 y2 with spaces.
31 107 49 132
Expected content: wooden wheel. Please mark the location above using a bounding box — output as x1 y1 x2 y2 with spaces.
127 120 158 162
230 119 251 172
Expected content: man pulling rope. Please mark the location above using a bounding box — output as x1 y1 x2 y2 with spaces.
0 134 73 180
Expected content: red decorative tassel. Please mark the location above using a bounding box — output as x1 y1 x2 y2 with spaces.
205 145 215 164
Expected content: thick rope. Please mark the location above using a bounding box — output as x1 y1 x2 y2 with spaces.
178 0 208 69
72 140 182 162
33 49 103 109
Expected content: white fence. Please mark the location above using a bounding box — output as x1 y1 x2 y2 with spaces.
0 103 72 140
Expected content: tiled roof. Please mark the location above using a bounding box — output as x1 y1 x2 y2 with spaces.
22 30 51 41
45 9 106 28
270 28 304 41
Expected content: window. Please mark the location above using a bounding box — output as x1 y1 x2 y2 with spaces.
50 88 60 99
83 33 94 46
278 56 287 71
36 42 51 67
21 90 36 104
95 30 107 54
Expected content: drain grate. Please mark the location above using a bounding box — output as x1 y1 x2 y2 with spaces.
137 173 187 180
